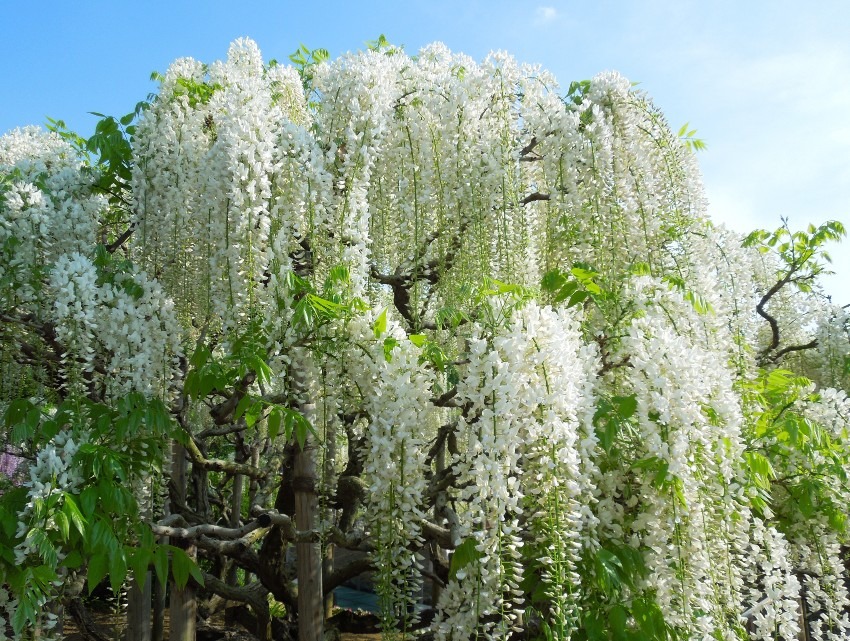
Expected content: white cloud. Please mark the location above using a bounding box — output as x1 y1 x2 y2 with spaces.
534 6 558 25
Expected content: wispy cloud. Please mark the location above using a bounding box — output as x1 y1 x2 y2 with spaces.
534 6 558 25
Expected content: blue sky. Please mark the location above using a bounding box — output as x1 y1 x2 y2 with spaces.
2 0 849 303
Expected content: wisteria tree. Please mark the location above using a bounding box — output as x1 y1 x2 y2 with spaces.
1 37 849 641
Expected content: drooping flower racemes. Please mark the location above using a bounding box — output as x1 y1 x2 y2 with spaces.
0 37 848 641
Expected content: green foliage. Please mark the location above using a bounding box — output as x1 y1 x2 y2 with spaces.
566 80 592 106
662 274 714 314
86 106 146 214
676 122 707 152
365 34 403 55
289 43 330 92
0 389 200 632
174 77 222 108
744 218 846 291
45 117 88 155
474 277 534 330
541 263 605 309
593 394 637 454
567 544 678 641
286 264 367 333
742 368 850 531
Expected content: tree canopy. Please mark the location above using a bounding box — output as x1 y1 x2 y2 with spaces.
0 37 849 641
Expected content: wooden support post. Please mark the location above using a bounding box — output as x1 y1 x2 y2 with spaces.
169 540 197 641
291 365 323 641
127 573 152 641
294 435 323 641
169 441 196 641
152 571 166 641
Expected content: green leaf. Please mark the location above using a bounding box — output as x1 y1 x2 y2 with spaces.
631 262 652 276
294 414 310 450
408 334 427 347
291 297 314 329
449 537 483 580
383 336 399 362
109 549 128 593
128 547 152 586
552 281 579 304
268 407 282 440
80 486 98 519
744 451 775 490
243 400 263 428
373 307 388 337
594 547 624 595
54 511 70 542
567 290 589 307
11 595 36 634
153 545 169 588
613 394 637 419
234 394 253 421
62 551 84 570
583 610 607 641
610 604 629 640
88 553 109 593
541 269 567 293
171 548 189 589
5 398 34 430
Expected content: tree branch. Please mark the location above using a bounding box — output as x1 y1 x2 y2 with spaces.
769 339 819 364
182 435 267 480
323 557 373 595
105 223 137 253
520 192 550 205
153 511 292 541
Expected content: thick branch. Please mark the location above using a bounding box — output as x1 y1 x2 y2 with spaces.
755 268 800 362
420 520 455 549
769 339 819 363
430 387 459 408
183 436 267 480
520 192 550 205
200 572 268 610
323 556 373 595
426 420 458 462
105 223 137 253
520 136 539 158
0 312 107 377
153 511 292 541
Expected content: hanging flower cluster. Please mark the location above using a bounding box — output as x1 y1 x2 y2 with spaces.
132 38 317 333
0 127 101 305
48 251 181 397
787 388 850 640
433 302 599 641
599 277 802 639
0 429 85 639
347 313 436 637
2 37 850 641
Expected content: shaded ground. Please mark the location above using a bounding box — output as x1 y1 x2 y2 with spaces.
60 604 381 641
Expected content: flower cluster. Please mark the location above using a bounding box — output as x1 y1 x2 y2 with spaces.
49 251 181 397
0 127 101 307
3 37 850 641
434 303 599 640
347 313 435 635
132 39 315 333
601 277 803 639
